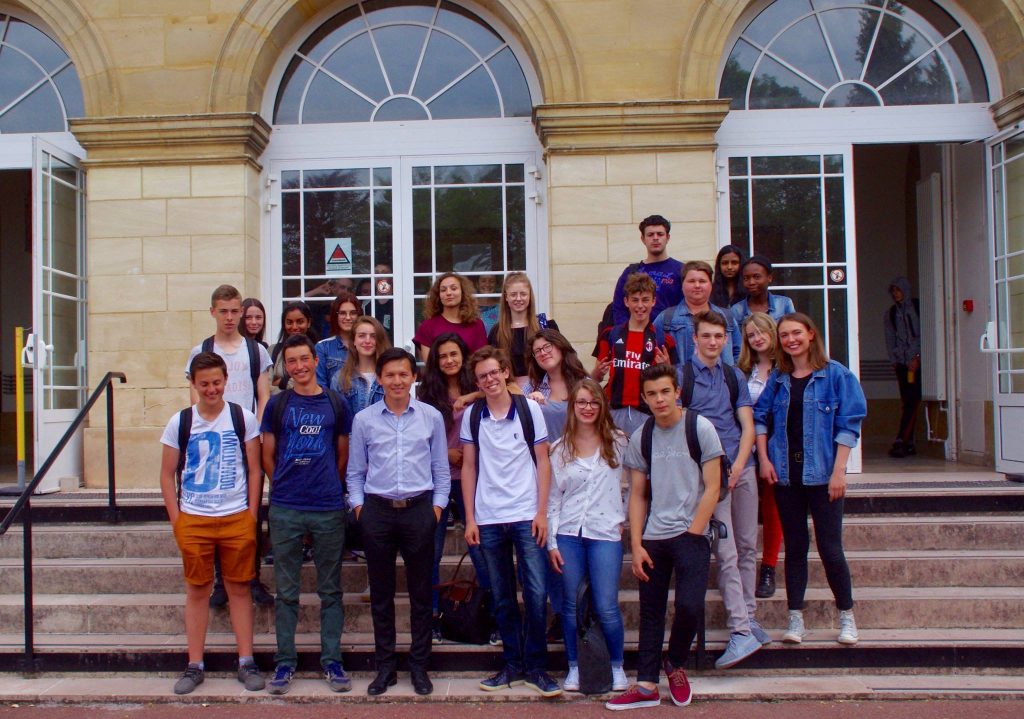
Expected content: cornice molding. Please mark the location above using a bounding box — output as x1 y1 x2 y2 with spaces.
992 89 1024 130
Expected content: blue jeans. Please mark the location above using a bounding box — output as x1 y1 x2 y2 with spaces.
556 533 625 666
479 521 548 673
432 481 490 614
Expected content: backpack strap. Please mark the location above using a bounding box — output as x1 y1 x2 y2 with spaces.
640 416 655 470
511 393 538 466
245 337 260 408
723 364 739 409
201 336 214 354
659 302 676 328
685 409 730 502
227 401 249 479
175 407 193 485
679 362 695 408
469 398 486 448
324 389 349 442
271 389 294 436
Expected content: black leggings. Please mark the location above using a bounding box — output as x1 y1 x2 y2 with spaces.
894 363 921 445
773 482 853 611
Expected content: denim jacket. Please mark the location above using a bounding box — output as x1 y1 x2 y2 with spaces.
752 361 867 486
652 301 741 365
731 292 796 324
315 336 349 390
331 372 384 417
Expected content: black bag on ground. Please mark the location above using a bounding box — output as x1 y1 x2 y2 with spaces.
576 576 612 694
436 552 493 644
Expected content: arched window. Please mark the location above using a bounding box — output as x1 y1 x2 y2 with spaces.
274 0 533 123
0 14 84 133
719 0 989 110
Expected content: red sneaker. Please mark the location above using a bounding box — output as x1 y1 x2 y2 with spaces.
662 658 692 707
605 684 661 711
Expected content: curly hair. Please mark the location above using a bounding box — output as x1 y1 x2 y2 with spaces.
423 272 479 324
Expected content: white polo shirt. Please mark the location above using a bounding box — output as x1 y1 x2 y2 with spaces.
460 397 548 525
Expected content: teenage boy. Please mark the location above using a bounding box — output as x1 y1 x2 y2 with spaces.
461 347 561 698
261 334 352 695
347 347 451 697
159 352 264 695
593 272 678 435
609 215 684 326
185 284 274 608
606 364 721 711
684 310 764 669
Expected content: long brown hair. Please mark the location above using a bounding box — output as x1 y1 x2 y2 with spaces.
559 378 621 469
737 312 777 374
494 272 540 367
776 312 828 374
327 291 361 338
527 328 588 389
423 272 479 324
337 316 391 391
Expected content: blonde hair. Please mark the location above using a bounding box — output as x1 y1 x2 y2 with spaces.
423 272 479 324
337 316 392 392
737 312 778 374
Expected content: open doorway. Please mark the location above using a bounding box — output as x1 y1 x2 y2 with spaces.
855 142 991 469
0 169 34 485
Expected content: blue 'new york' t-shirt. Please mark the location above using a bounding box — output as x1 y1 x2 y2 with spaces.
261 391 352 511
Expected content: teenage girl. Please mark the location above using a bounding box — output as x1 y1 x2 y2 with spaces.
269 301 320 393
547 378 628 693
737 312 783 599
413 272 488 362
710 244 746 308
315 291 360 390
241 298 268 347
417 333 494 644
753 312 867 646
525 328 589 442
331 316 390 417
731 255 796 323
487 272 558 388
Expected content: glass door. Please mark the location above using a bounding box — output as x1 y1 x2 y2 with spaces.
984 130 1024 476
30 137 86 491
719 147 861 472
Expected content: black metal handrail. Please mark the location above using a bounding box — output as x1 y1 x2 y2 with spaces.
0 371 126 671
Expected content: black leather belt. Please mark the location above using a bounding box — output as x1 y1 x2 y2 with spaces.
791 451 803 463
366 491 430 509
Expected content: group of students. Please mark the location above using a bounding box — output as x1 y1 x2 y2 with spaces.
158 210 868 709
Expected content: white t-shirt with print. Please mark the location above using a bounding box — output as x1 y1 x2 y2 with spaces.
160 403 259 517
185 339 272 412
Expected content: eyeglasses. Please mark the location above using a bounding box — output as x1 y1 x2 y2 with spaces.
337 310 359 317
532 342 555 357
475 368 503 382
574 400 601 410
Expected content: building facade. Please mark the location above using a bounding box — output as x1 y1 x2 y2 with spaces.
0 0 1022 488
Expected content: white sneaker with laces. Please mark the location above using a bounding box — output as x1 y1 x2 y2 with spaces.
562 666 579 692
838 609 859 645
611 665 629 691
782 609 807 644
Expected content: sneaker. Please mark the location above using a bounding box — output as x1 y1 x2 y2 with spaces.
749 618 772 646
267 664 295 695
324 661 352 692
173 665 204 695
605 684 660 711
488 628 502 646
715 631 761 669
662 657 692 707
250 580 275 607
563 666 580 692
755 565 776 598
611 665 629 691
432 627 444 645
479 665 526 692
525 670 562 697
838 609 859 645
783 610 807 644
237 661 265 691
208 582 227 608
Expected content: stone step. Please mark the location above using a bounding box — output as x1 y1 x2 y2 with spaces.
2 548 1021 595
1 587 1020 634
2 514 1022 560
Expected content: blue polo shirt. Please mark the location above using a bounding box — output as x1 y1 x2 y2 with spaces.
683 355 753 468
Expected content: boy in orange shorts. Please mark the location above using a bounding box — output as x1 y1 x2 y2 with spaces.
160 352 264 694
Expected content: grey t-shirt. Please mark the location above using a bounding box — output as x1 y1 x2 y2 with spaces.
624 412 724 540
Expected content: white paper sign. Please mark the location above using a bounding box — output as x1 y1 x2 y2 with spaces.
325 237 352 276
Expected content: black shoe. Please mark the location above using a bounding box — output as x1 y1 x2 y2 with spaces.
888 441 907 458
250 580 275 607
209 582 227 608
263 550 274 566
367 670 397 696
546 615 563 643
755 565 776 599
411 669 433 696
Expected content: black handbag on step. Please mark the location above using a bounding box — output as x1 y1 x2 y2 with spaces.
436 552 493 644
576 576 612 694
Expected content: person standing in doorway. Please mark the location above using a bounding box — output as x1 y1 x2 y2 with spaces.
884 277 921 458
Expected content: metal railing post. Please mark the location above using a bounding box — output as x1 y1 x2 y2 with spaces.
104 380 121 524
22 498 35 671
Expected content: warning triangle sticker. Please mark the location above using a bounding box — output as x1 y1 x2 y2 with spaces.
329 244 349 262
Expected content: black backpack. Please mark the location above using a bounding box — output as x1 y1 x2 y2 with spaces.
174 401 248 505
468 393 537 465
639 409 730 502
575 576 612 695
201 335 261 411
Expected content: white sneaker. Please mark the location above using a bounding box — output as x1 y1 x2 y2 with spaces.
611 665 628 691
782 610 806 644
563 666 579 692
838 609 858 645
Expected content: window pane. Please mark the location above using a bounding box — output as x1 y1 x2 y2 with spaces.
302 72 374 124
783 289 826 337
825 176 846 262
373 189 394 268
0 45 44 109
297 4 362 62
773 266 823 286
879 50 953 105
507 185 526 271
413 166 432 185
375 96 429 121
771 16 839 89
751 177 823 263
823 83 880 107
437 2 502 56
52 64 83 118
283 195 301 275
413 187 433 273
413 30 478 101
729 157 749 177
825 155 843 174
729 179 750 250
505 164 524 182
752 155 819 175
427 65 500 119
322 32 390 102
435 164 501 184
50 180 79 277
487 47 532 116
819 8 879 82
0 81 63 133
744 0 814 47
720 39 759 109
750 56 824 109
373 167 392 186
275 57 315 124
828 287 849 366
864 16 931 88
373 24 430 96
940 31 988 102
5 19 68 72
282 170 300 189
303 168 370 189
303 189 372 276
434 186 502 272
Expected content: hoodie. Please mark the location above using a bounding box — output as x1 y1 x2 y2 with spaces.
883 276 920 365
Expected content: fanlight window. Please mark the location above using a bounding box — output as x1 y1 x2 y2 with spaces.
0 14 84 133
719 0 989 109
274 0 533 123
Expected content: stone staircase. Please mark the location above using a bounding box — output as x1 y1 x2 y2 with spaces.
1 491 1023 673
